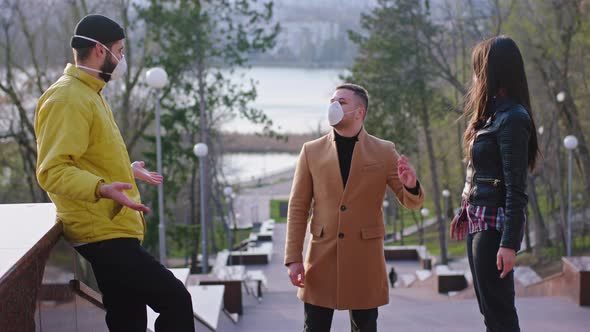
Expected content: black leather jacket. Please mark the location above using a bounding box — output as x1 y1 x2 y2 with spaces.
461 97 531 249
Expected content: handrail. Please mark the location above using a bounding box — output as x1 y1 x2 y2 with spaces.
0 221 62 332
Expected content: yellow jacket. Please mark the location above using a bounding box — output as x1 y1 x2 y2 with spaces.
35 64 145 243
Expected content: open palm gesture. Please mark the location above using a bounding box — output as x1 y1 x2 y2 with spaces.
131 161 163 185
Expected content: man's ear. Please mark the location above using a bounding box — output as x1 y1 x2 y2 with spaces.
358 106 367 120
93 43 105 59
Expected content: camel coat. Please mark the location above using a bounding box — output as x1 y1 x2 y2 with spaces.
284 129 425 310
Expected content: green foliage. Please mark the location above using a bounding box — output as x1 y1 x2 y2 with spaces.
167 223 200 258
0 142 41 203
345 0 447 155
270 199 288 223
166 223 252 258
137 0 281 195
135 0 280 254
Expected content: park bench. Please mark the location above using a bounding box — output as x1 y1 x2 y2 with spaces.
229 242 273 265
383 245 433 270
435 265 468 294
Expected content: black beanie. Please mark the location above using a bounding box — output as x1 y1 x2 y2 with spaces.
71 14 125 48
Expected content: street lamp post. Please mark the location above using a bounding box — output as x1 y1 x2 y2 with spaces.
419 208 430 245
382 199 389 222
224 186 234 259
231 193 237 245
563 135 578 256
146 67 168 265
419 207 431 268
442 189 451 219
383 199 390 241
194 143 209 273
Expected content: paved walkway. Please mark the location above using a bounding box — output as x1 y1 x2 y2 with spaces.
211 223 590 331
233 170 293 228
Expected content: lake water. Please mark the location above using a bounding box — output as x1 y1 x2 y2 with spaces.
222 66 348 134
221 152 298 183
221 66 347 182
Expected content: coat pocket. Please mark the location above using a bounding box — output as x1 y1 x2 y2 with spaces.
111 205 128 222
310 223 324 237
361 225 385 240
91 198 122 220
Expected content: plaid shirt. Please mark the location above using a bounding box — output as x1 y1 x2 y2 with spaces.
466 203 506 234
452 200 526 250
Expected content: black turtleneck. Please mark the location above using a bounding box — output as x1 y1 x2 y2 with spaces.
334 129 360 188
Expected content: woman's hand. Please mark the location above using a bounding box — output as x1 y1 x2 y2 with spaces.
449 213 467 241
497 247 516 279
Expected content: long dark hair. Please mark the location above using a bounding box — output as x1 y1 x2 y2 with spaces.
463 36 539 170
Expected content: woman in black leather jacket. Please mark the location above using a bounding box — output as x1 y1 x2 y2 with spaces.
450 36 539 332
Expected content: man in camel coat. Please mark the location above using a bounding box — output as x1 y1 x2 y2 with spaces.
284 83 425 331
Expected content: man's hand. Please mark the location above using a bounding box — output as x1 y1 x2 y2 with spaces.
398 155 417 188
99 182 151 213
497 247 516 279
287 262 305 288
131 161 163 185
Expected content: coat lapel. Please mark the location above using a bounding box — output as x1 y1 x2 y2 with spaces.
326 130 345 196
342 129 369 198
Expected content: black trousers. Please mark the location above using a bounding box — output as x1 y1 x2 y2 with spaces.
467 231 520 332
76 238 195 332
304 302 378 332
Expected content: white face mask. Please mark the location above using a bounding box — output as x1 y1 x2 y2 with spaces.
74 35 127 81
327 101 357 126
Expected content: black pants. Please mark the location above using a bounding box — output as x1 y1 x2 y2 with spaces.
76 238 195 332
304 302 378 332
467 231 520 332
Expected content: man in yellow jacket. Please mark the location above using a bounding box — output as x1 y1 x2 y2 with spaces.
34 14 194 331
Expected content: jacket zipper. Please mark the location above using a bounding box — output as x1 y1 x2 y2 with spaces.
475 177 502 187
469 139 476 198
469 114 500 196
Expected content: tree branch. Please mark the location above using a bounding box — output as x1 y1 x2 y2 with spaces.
15 3 45 96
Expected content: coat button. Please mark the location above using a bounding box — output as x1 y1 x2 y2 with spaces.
338 233 344 239
340 205 347 212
